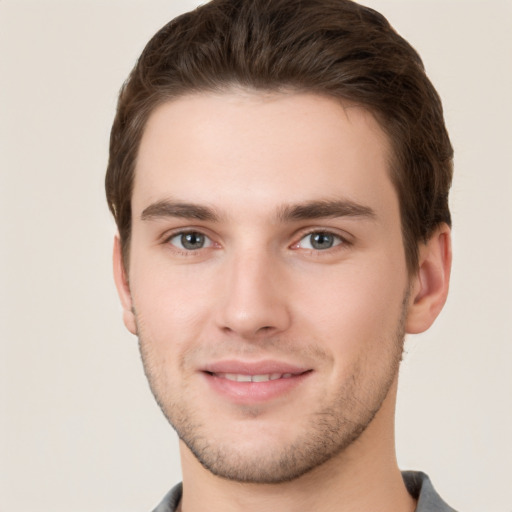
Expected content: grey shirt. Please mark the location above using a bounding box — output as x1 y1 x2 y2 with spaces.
151 471 457 511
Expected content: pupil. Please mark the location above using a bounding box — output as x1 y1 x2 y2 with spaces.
311 233 333 250
182 232 204 250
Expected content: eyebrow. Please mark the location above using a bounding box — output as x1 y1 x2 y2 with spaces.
141 200 221 222
276 199 376 222
140 198 376 223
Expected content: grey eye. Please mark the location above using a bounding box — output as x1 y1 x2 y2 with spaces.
181 232 205 250
298 232 342 250
310 233 335 249
169 232 212 250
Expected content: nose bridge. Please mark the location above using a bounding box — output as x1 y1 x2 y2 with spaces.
217 243 290 338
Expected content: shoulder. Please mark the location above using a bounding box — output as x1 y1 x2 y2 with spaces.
151 474 458 512
151 482 182 512
402 471 458 512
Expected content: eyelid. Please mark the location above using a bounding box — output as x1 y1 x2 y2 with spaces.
159 226 352 253
290 228 352 250
171 232 213 248
162 227 219 252
161 225 212 241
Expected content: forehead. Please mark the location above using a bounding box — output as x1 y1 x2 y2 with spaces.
133 91 396 219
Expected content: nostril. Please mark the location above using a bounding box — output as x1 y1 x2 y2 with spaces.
255 326 274 335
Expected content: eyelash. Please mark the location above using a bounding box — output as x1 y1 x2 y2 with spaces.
162 228 351 255
292 230 349 252
164 230 216 255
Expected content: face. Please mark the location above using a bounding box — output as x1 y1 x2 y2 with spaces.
120 91 413 483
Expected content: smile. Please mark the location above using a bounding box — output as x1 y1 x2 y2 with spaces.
213 373 294 382
202 365 312 403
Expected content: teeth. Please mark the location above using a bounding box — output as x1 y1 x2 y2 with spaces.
219 373 292 382
251 374 270 382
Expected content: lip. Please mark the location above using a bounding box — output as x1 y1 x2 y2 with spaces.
201 360 312 403
203 360 310 375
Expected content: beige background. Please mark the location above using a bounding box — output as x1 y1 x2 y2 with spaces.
1 1 511 511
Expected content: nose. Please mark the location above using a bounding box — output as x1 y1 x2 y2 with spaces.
215 249 292 339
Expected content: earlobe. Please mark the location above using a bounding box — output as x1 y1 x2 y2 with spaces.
406 224 452 334
113 235 138 335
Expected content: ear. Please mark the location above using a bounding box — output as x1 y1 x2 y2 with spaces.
406 224 452 334
113 235 138 335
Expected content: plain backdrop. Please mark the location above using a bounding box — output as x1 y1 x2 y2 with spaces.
1 1 511 511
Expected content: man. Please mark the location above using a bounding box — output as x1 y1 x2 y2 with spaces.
106 0 455 510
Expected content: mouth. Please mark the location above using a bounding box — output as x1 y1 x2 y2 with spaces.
207 372 296 382
201 362 312 403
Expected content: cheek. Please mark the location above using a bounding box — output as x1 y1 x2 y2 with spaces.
294 258 407 354
129 259 218 349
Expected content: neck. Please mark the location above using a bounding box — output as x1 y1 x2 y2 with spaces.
178 378 415 512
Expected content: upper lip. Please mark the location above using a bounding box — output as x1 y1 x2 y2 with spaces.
202 360 311 376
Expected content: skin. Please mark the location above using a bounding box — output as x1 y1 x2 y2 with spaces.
114 91 451 512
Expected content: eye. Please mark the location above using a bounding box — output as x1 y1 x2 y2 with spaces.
168 231 213 251
296 231 344 250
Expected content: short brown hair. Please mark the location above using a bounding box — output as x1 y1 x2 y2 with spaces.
106 0 453 273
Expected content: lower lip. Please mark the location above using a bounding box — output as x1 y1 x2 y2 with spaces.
202 372 311 403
